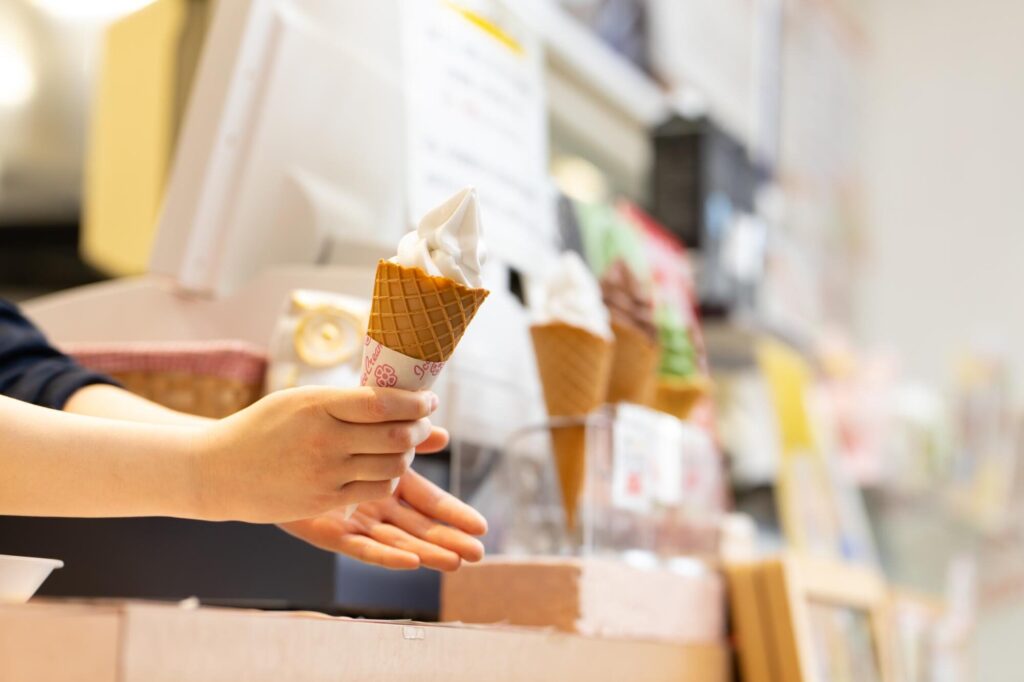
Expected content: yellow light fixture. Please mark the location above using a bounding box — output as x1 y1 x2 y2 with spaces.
551 155 609 204
0 36 35 109
31 0 158 21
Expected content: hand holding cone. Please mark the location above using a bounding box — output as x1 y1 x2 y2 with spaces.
351 189 489 518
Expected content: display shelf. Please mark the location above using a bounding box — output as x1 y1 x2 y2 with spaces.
513 0 671 199
702 312 815 371
513 0 668 127
513 1 759 199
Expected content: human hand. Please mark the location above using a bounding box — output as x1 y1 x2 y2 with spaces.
193 386 438 523
280 423 488 571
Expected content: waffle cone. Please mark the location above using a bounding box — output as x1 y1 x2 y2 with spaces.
367 260 489 362
530 322 613 529
606 319 659 405
651 375 711 421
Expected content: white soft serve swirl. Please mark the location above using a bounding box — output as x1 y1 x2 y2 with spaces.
537 252 612 339
393 187 486 288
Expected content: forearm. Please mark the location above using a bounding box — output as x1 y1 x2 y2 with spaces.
0 394 206 518
64 383 213 426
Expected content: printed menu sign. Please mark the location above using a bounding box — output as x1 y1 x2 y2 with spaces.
403 0 552 277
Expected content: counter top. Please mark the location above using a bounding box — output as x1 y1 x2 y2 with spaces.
1 600 729 682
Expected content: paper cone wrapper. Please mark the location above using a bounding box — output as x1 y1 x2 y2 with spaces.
360 336 448 391
606 319 659 405
651 375 711 421
345 260 488 517
530 322 613 529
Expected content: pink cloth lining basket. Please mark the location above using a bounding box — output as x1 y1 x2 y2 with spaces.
66 341 267 419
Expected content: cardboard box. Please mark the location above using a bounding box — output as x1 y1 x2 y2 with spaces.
0 600 729 682
441 556 725 643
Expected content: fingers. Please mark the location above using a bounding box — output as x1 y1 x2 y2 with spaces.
398 470 488 536
278 516 420 571
336 480 394 506
415 426 450 454
360 515 464 571
335 534 421 570
322 387 437 424
335 418 433 455
381 499 485 563
347 450 414 482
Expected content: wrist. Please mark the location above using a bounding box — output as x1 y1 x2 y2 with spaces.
172 424 224 522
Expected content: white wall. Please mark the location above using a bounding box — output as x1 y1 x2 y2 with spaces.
859 0 1024 395
861 3 1024 678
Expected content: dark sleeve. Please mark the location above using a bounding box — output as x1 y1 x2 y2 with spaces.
0 299 120 410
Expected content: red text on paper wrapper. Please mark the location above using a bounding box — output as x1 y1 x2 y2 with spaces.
413 361 444 381
359 337 447 390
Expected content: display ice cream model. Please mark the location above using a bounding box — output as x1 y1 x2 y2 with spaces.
653 308 709 421
530 252 614 530
599 259 660 405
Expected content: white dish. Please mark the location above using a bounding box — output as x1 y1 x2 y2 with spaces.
0 554 63 603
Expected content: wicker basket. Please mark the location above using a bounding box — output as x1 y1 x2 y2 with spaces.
67 341 268 419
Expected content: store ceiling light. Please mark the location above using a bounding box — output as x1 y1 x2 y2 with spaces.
0 41 35 109
30 0 157 21
551 156 609 204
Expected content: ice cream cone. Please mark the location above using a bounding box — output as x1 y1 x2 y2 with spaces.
606 319 659 404
367 260 489 363
651 375 711 421
350 190 489 521
530 322 613 529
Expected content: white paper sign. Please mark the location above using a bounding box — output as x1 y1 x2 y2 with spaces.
402 0 552 278
612 405 707 513
611 405 659 513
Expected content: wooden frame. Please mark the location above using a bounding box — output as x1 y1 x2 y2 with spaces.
727 555 893 682
886 589 946 682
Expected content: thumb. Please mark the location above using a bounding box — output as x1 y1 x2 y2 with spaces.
415 426 450 454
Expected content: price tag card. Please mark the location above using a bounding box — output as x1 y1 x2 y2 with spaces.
612 404 683 512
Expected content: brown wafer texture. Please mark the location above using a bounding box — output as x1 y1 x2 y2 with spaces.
367 260 489 362
651 375 710 421
530 322 613 529
606 319 660 405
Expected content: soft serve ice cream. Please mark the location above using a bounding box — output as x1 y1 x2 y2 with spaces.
530 252 614 529
599 259 660 404
394 187 486 288
600 259 656 342
535 252 612 340
361 186 489 388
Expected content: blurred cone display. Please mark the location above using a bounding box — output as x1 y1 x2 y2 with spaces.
652 375 710 421
530 322 613 529
598 259 660 405
607 319 660 404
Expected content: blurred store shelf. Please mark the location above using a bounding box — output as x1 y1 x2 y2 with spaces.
513 0 757 203
702 312 814 372
515 0 668 126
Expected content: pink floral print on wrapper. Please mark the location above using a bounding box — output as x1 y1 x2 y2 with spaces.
374 363 398 387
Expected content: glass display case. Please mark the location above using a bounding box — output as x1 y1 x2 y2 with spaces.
453 403 726 562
